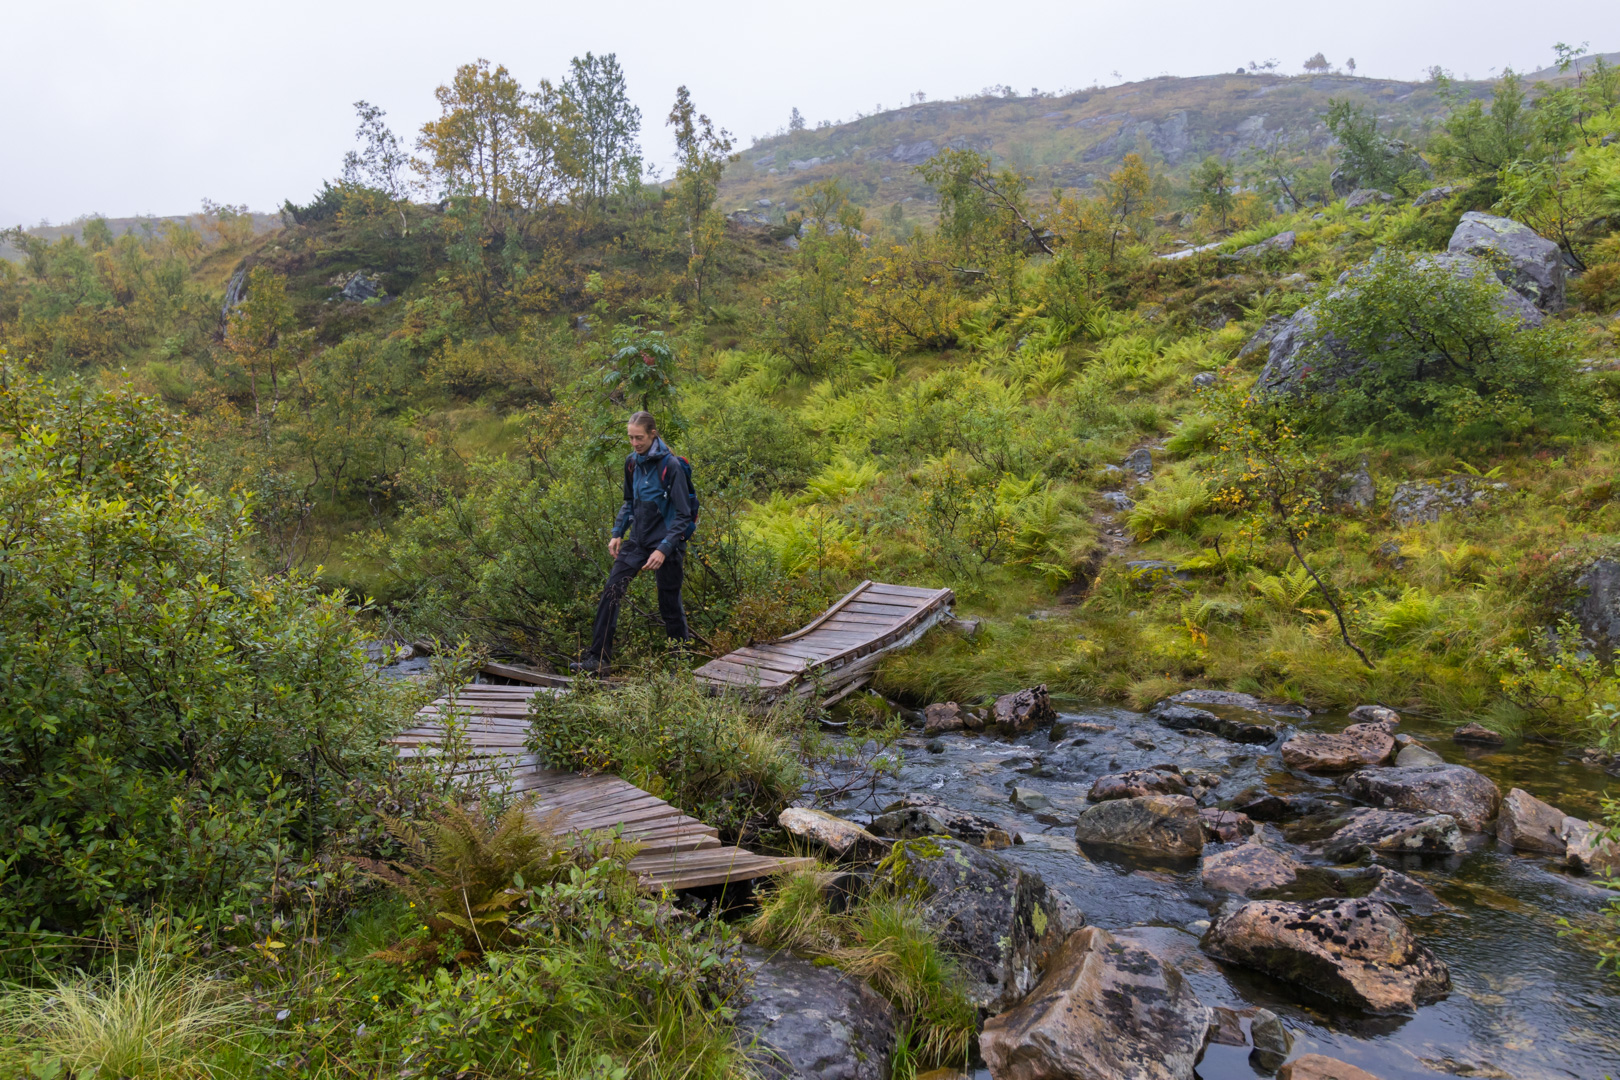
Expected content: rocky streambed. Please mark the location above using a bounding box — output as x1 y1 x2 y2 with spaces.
769 690 1620 1080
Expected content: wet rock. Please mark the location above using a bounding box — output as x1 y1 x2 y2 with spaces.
994 684 1056 733
1333 462 1376 510
1164 688 1310 719
1239 314 1291 362
1088 766 1190 801
1207 1004 1247 1046
1320 808 1466 862
1495 788 1568 854
923 702 965 736
1200 807 1254 843
1390 477 1504 527
1249 1008 1292 1072
1448 211 1566 311
1396 745 1446 767
778 807 889 862
881 837 1082 1012
1203 898 1451 1012
1124 447 1154 477
1347 704 1400 727
1452 722 1504 747
1280 724 1395 772
1561 817 1620 875
1354 865 1447 916
980 926 1209 1080
736 945 897 1080
1278 1055 1382 1080
1232 790 1340 822
1341 764 1501 831
1010 786 1050 811
1074 794 1205 857
867 794 1020 849
1151 703 1281 745
1202 839 1302 895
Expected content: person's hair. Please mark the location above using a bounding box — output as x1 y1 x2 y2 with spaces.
627 411 657 432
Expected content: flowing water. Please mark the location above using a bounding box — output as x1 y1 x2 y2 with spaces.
820 700 1620 1080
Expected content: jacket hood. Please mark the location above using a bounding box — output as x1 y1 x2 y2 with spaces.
632 436 671 466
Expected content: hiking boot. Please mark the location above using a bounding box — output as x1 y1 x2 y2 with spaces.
568 657 607 675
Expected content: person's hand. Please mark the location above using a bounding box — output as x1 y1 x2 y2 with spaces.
643 549 666 571
608 537 621 557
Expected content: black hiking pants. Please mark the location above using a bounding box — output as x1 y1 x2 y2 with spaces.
584 541 689 662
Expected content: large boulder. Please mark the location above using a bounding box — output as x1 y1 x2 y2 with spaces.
1344 188 1393 210
866 794 1020 850
1574 558 1620 654
1280 724 1395 772
1448 212 1566 311
1088 766 1190 801
879 837 1082 1012
1229 230 1297 260
980 927 1210 1080
1495 788 1568 854
1340 764 1501 831
1278 1055 1384 1080
1074 794 1205 857
1319 808 1466 863
1389 477 1504 527
778 807 888 862
1203 898 1451 1013
735 946 897 1080
995 685 1057 733
1201 839 1303 895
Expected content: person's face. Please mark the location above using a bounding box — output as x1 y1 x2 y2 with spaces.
627 423 655 454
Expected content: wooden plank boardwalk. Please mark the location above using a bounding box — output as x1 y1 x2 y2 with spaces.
693 580 955 704
392 683 814 891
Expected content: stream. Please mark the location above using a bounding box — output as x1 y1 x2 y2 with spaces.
820 698 1620 1080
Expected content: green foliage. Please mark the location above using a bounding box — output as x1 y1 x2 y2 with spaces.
1325 99 1430 195
0 357 406 939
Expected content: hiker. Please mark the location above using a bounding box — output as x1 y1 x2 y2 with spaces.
571 411 695 673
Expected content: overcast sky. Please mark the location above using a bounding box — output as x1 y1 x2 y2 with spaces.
3 0 1612 226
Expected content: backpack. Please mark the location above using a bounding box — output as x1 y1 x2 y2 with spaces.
625 454 700 542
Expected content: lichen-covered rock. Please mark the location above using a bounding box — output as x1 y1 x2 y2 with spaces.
1495 788 1568 854
1280 724 1395 772
1341 764 1501 831
1203 898 1451 1013
979 927 1210 1080
778 807 888 862
994 684 1056 733
879 837 1082 1012
1088 766 1190 801
1389 477 1505 527
1319 808 1466 862
1575 558 1620 654
1278 1055 1384 1080
1448 211 1566 311
923 702 965 736
1229 230 1296 260
1074 794 1205 857
735 946 897 1080
1202 840 1303 895
867 794 1020 849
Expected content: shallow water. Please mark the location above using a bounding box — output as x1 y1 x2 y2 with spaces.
820 700 1620 1080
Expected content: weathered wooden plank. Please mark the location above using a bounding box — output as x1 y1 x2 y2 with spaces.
863 583 947 599
479 662 572 687
693 658 798 685
841 600 922 617
719 647 810 675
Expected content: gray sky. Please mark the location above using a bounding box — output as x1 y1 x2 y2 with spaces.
3 0 1611 226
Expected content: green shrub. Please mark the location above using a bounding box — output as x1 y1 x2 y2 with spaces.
0 359 405 941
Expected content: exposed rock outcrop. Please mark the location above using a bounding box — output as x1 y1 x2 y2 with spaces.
1448 211 1566 311
736 946 897 1080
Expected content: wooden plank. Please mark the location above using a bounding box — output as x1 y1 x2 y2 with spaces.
738 640 842 662
719 647 810 675
480 662 572 687
864 583 947 599
771 580 873 642
693 658 797 685
841 600 922 617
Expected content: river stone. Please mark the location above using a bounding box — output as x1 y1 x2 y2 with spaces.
1280 724 1395 772
1452 722 1504 746
1151 703 1281 745
1011 786 1051 811
881 837 1082 1012
778 807 888 862
1448 211 1566 311
1203 898 1450 1012
1350 864 1447 915
735 945 897 1080
1341 764 1501 831
1395 745 1446 767
1278 1055 1383 1080
1347 704 1400 727
1320 808 1466 862
1074 794 1205 857
923 702 965 736
995 684 1056 733
979 926 1210 1080
1200 807 1254 842
1561 817 1620 875
1495 788 1568 854
1202 839 1303 895
1164 688 1311 718
1250 1007 1292 1071
1208 1004 1247 1045
1232 790 1341 822
867 794 1020 849
1088 766 1190 801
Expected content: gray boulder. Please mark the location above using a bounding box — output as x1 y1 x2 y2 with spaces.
1319 807 1466 862
980 927 1209 1080
1344 188 1393 210
1389 477 1504 527
1124 446 1154 478
340 272 380 302
879 837 1082 1012
778 807 888 862
1228 230 1296 260
1204 898 1451 1012
1495 788 1568 854
1249 1008 1292 1072
1413 184 1460 207
1448 212 1566 311
1347 704 1400 726
867 794 1020 850
1562 817 1620 875
1396 745 1446 767
922 701 965 736
1341 764 1501 831
1074 794 1206 857
1088 766 1190 802
736 946 897 1080
1574 558 1620 653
